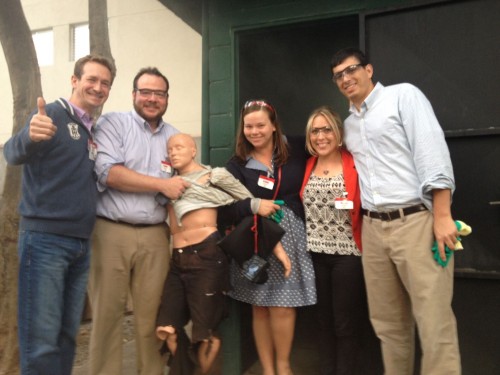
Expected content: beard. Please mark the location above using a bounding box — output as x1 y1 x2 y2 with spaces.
133 101 167 124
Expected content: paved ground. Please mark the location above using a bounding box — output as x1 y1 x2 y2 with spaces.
72 337 317 375
68 283 500 375
72 339 145 375
71 308 325 375
72 314 171 375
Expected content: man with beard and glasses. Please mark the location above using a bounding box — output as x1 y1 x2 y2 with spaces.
89 67 190 375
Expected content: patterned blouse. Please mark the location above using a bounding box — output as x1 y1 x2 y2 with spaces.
303 173 361 256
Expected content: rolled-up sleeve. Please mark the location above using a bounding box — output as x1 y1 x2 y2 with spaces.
400 85 455 207
94 114 126 192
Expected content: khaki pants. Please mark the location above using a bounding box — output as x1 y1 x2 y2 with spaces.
361 210 461 375
89 218 170 375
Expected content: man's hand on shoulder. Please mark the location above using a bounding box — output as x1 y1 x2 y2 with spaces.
160 176 190 200
29 97 57 142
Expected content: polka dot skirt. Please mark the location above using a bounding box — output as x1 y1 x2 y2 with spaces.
229 206 317 307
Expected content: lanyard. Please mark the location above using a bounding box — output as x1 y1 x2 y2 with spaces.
251 215 259 254
252 166 282 255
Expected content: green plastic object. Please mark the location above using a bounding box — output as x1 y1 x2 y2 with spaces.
268 200 285 223
431 220 472 267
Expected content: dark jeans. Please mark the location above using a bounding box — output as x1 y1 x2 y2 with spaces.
17 230 90 375
157 232 229 343
311 252 367 375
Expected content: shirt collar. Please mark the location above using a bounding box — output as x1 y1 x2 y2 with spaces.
132 109 164 132
68 102 94 131
349 82 384 114
245 156 268 172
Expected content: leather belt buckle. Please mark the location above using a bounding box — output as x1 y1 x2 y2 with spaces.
362 204 426 222
385 210 401 221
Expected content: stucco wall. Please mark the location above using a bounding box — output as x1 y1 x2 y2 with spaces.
0 0 202 145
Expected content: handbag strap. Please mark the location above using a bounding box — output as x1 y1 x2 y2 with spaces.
251 214 258 254
250 166 280 256
272 166 281 200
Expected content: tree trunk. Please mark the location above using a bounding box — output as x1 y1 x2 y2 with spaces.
89 0 115 120
89 0 114 61
0 0 115 371
0 0 42 373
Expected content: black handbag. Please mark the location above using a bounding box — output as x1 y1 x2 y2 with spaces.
218 214 285 284
241 253 270 284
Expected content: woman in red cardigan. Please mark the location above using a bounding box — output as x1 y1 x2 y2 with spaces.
300 106 366 375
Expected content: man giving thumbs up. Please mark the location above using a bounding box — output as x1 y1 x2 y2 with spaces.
3 54 115 375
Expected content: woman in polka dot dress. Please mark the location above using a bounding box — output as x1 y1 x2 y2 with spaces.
220 99 316 375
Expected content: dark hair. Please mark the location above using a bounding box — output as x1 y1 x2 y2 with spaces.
74 54 116 84
330 47 369 70
235 100 289 166
132 67 170 93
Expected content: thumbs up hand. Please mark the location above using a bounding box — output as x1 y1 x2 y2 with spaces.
29 97 57 142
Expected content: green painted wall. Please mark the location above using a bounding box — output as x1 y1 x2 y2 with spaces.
201 0 409 166
201 3 421 374
201 2 500 374
202 1 500 374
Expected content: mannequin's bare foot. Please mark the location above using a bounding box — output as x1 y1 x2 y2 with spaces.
199 337 221 374
156 326 178 354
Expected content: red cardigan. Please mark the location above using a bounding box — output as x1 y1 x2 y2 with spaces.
300 149 362 251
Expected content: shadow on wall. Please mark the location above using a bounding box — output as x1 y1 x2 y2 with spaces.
193 136 201 163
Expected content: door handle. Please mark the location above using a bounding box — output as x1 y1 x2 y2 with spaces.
490 201 500 205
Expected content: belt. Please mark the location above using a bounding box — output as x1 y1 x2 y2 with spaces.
361 204 427 221
97 216 160 227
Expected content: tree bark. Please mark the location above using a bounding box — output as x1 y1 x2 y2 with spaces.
89 0 114 64
89 0 115 119
0 0 42 373
0 1 115 372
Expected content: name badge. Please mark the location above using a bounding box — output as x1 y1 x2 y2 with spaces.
88 140 97 161
258 175 275 190
161 160 172 174
335 198 354 210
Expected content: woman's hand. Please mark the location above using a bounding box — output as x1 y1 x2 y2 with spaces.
273 242 291 278
257 199 281 217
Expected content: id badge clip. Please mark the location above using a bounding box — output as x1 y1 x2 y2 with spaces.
88 140 97 161
335 192 353 210
161 160 173 174
258 175 275 190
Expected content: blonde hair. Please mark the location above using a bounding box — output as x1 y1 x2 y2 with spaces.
305 106 343 156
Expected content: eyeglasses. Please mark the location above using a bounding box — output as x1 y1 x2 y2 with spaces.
135 89 168 99
332 64 365 82
310 126 334 136
243 100 274 112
